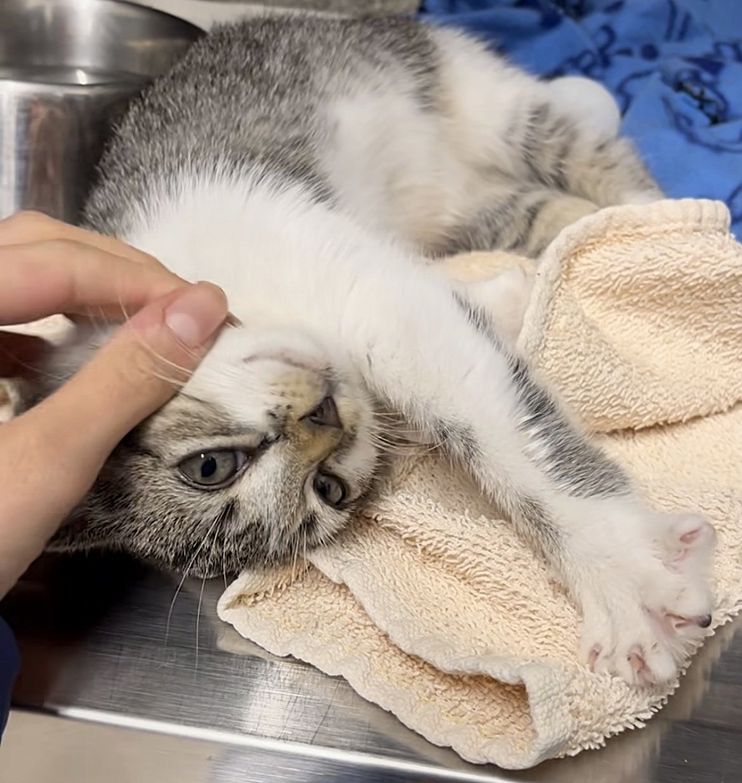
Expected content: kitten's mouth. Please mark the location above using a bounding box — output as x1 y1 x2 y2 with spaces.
300 394 342 429
242 350 331 376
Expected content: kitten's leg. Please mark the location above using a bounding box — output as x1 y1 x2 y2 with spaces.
344 265 713 685
433 28 662 209
441 188 598 258
510 102 663 207
523 75 664 207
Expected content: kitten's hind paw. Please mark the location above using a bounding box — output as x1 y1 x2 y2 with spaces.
459 264 535 351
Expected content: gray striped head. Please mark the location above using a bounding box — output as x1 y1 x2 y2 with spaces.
48 325 381 577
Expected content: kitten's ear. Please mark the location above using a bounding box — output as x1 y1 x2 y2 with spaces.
0 377 33 419
0 331 56 418
0 379 15 422
0 314 81 413
0 331 50 376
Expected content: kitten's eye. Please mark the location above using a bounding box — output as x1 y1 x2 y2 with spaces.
313 472 347 507
178 450 247 489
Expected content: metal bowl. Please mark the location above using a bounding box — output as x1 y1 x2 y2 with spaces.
0 0 202 222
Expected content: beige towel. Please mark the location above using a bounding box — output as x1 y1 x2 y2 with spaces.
218 200 742 768
219 200 742 769
217 201 738 767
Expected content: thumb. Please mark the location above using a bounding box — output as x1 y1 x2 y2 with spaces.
0 282 228 594
27 281 228 481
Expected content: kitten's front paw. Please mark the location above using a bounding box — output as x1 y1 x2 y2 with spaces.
576 511 715 686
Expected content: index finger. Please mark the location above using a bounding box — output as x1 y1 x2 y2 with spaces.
0 240 186 326
0 210 161 268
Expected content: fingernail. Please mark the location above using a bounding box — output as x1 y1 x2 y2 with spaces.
164 282 228 348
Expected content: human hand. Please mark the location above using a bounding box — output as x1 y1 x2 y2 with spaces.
0 212 228 597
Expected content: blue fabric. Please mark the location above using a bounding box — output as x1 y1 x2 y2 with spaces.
419 0 742 237
0 616 19 739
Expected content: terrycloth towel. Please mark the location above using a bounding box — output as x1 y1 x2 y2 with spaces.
419 0 742 237
218 199 742 769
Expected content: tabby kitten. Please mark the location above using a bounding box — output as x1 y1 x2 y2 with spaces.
38 16 712 686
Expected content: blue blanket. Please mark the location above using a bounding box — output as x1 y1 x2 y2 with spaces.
419 0 742 237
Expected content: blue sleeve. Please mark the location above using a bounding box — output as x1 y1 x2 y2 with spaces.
0 616 19 738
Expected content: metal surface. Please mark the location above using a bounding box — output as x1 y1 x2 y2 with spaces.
123 0 421 33
0 0 201 222
1 552 741 782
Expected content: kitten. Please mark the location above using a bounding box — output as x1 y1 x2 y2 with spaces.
37 16 713 686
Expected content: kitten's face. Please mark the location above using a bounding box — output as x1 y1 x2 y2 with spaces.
49 326 381 577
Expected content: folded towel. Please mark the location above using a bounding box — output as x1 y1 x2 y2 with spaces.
419 0 742 238
219 199 742 769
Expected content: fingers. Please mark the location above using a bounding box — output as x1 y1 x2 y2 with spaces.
0 240 185 325
0 210 164 268
0 213 230 596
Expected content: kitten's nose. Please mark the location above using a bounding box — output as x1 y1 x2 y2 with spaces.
291 395 344 465
300 395 342 429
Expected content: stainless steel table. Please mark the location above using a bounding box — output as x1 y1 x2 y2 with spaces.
1 552 740 782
